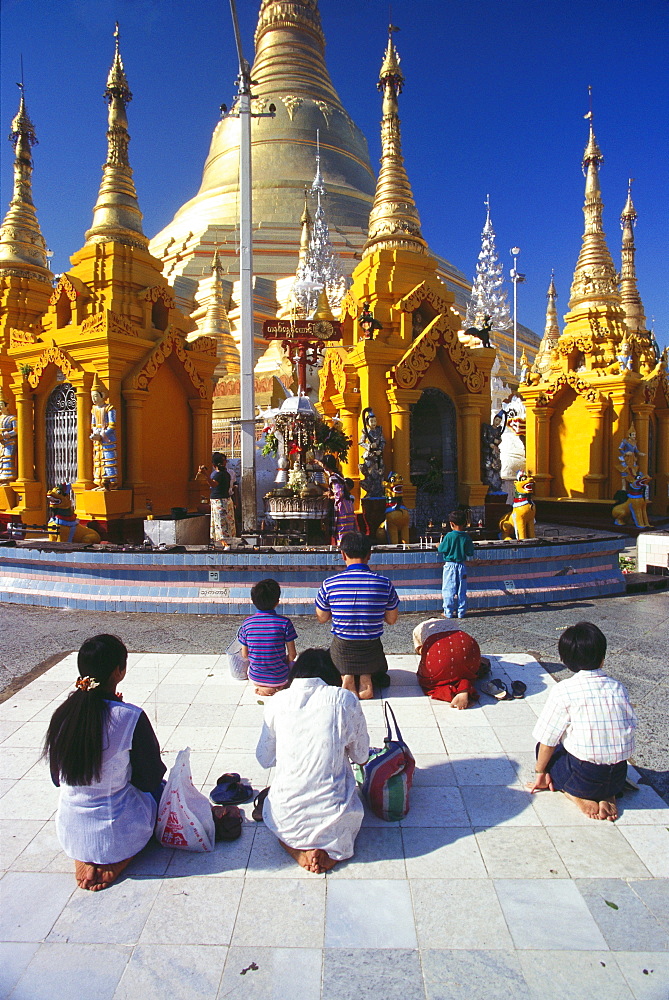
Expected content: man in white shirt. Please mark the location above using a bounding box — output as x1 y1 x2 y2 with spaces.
527 621 636 822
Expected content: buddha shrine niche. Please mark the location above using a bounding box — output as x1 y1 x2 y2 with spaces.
520 122 668 517
0 29 217 537
318 30 495 532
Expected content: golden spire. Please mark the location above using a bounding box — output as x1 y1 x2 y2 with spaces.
362 26 427 259
200 248 239 376
619 178 647 336
0 82 52 282
568 93 619 308
533 272 560 374
298 193 312 266
85 23 148 249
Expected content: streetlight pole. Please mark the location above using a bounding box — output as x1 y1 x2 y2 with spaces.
509 247 525 375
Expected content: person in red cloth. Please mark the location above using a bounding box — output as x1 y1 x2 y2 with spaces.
417 629 483 709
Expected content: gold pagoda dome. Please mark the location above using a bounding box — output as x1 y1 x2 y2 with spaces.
152 0 375 259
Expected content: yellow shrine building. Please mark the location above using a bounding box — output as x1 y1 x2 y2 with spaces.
318 33 495 521
0 34 218 534
520 118 669 516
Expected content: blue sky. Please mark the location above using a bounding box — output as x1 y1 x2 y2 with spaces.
1 0 667 347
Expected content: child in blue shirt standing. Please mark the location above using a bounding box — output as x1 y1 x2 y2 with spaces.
238 579 298 696
438 509 475 618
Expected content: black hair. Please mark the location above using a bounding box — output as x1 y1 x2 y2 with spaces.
288 648 342 687
43 634 128 786
322 453 338 472
343 478 354 501
251 578 281 611
339 531 372 559
558 621 607 671
212 452 223 465
449 509 468 528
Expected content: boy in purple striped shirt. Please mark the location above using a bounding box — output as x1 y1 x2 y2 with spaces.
238 579 297 696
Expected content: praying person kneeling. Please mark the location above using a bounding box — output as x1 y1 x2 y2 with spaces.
527 622 637 821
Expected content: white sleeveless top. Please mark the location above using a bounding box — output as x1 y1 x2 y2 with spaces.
56 700 157 864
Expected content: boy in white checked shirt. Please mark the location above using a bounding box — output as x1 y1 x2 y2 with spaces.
527 622 636 821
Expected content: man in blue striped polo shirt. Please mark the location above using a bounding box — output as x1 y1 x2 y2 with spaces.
315 532 399 700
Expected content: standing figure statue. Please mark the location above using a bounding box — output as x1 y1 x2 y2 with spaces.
90 377 117 489
617 425 643 488
0 394 18 484
358 407 386 497
481 410 507 494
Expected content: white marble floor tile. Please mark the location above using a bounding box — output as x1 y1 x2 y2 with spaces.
325 879 417 948
449 753 519 786
400 784 470 827
2 720 50 749
163 726 225 752
495 878 609 950
0 777 60 821
615 783 669 825
422 948 531 1000
165 829 255 879
323 947 425 1000
0 777 15 798
113 944 228 1000
0 871 74 942
382 700 436 727
139 875 243 945
481 700 541 726
228 703 266 727
519 950 634 1000
617 826 669 877
48 875 162 945
432 701 492 726
8 941 131 1000
217 947 322 1000
191 684 245 705
528 788 598 826
220 726 264 753
460 785 540 828
9 819 64 872
139 703 190 727
205 752 270 789
0 941 40 998
475 827 568 879
0 719 23 742
411 878 514 949
575 879 669 952
151 684 202 704
327 827 406 879
390 726 446 754
441 726 504 755
488 725 538 752
231 879 326 947
614 952 669 999
548 826 652 879
0 699 49 723
0 818 45 870
412 754 456 786
402 826 487 879
245 826 324 879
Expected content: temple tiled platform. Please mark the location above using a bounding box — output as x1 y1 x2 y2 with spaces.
0 532 628 614
2 650 668 1000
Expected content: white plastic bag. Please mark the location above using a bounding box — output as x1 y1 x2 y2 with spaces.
227 637 248 681
155 747 215 852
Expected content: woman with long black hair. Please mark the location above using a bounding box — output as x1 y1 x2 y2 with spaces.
44 634 165 891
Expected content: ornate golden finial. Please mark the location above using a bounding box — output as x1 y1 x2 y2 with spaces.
568 90 619 309
619 178 647 336
532 272 560 375
298 192 312 266
0 79 52 281
199 246 238 375
85 23 147 249
362 26 426 259
313 286 335 322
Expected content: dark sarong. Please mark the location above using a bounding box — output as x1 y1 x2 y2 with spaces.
330 635 388 678
541 744 627 800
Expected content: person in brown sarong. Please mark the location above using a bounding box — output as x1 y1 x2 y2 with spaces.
315 532 400 699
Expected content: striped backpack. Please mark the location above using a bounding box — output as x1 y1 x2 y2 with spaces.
355 702 415 821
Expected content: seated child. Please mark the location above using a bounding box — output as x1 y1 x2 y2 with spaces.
238 579 297 697
528 621 636 821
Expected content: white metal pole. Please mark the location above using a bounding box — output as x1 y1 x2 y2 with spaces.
510 247 520 376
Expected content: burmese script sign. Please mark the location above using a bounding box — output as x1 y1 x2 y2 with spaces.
262 319 342 342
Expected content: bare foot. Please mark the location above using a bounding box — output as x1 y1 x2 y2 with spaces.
341 674 357 694
598 797 619 821
563 792 600 819
450 691 469 710
279 841 337 873
358 675 374 700
75 858 131 890
255 685 280 697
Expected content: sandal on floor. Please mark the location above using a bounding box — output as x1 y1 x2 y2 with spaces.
479 678 510 700
212 804 243 841
252 786 270 822
215 772 241 787
478 657 492 677
511 680 527 698
210 779 254 805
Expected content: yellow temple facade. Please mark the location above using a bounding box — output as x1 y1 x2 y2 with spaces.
318 34 494 520
520 123 669 515
0 33 218 534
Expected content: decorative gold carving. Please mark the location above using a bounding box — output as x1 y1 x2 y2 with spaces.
79 311 139 338
140 285 175 308
319 347 353 397
315 100 332 126
127 330 207 398
254 0 325 48
27 344 79 387
397 281 451 316
338 290 360 320
535 372 604 405
186 335 218 356
9 327 39 347
49 274 79 306
281 95 303 120
391 315 485 394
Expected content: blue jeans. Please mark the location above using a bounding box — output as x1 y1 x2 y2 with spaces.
442 562 467 616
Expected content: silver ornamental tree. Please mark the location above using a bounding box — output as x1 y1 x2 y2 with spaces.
465 196 512 337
